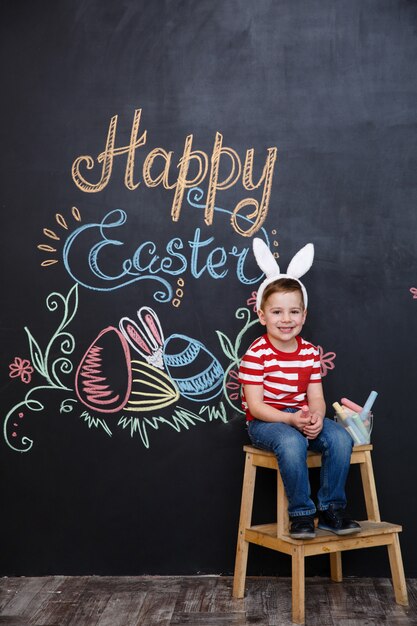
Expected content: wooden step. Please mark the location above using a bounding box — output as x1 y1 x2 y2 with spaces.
245 520 403 556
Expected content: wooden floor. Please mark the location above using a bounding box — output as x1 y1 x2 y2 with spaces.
0 575 416 625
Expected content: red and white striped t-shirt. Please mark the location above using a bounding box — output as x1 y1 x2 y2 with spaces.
238 334 322 420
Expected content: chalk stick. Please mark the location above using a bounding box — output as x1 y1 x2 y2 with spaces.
332 402 345 420
345 415 366 444
342 399 371 429
332 402 362 444
345 425 361 444
350 413 370 442
341 397 363 413
359 391 378 423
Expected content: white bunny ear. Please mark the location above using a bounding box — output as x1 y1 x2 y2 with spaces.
286 243 314 279
253 238 280 278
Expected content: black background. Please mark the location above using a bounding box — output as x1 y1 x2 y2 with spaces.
1 0 417 578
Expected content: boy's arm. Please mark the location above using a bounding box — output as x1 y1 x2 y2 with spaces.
243 384 311 430
303 381 326 438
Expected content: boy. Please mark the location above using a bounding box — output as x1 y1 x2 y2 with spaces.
239 239 360 539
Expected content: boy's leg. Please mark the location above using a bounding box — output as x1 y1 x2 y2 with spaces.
247 419 316 517
308 418 353 510
309 418 360 534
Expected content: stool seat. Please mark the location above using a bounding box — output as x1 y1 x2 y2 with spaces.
233 443 408 624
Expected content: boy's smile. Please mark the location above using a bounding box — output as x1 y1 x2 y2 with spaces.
258 290 306 352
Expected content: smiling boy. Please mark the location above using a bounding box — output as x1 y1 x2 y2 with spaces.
239 242 360 539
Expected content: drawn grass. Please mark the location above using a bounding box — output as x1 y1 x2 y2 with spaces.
118 402 228 448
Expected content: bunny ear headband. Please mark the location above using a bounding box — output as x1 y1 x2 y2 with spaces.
253 238 315 311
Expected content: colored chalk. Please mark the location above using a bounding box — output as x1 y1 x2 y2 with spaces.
359 391 378 423
332 402 363 444
345 424 361 443
332 402 345 420
341 396 373 429
344 415 365 444
341 397 363 413
350 413 370 442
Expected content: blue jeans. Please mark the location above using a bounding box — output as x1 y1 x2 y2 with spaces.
247 414 353 518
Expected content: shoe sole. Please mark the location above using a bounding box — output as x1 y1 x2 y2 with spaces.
317 523 361 535
290 532 316 539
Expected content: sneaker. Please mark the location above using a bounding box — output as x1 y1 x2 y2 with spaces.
318 506 361 535
289 515 316 539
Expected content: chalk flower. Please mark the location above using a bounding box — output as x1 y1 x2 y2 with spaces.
247 291 258 312
226 368 241 401
9 357 34 384
317 346 336 378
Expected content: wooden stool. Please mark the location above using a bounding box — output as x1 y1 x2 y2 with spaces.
232 444 408 624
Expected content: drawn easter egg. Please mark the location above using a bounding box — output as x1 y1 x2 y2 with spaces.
75 326 132 413
163 334 224 402
124 360 180 412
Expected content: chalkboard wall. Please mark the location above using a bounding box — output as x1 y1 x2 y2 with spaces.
1 0 417 578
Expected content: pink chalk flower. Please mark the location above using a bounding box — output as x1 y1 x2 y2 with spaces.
247 291 258 312
410 287 417 299
226 368 241 401
9 357 34 384
317 346 336 378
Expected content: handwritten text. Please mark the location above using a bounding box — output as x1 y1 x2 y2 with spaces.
72 109 278 237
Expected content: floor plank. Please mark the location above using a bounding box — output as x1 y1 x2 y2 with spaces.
0 577 63 622
96 590 147 626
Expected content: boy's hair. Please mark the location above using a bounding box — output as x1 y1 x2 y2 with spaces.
260 278 305 310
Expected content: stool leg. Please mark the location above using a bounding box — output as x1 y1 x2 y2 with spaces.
277 467 289 538
292 545 305 624
330 552 343 582
387 533 408 606
359 450 381 522
233 453 256 598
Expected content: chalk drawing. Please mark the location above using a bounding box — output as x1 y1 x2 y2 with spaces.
80 410 113 437
75 326 132 413
38 208 81 267
216 303 259 414
120 306 164 369
163 334 224 402
3 284 78 452
124 360 180 412
118 401 228 449
9 358 34 384
316 345 336 378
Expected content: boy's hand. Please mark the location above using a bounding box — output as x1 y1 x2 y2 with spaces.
303 411 324 439
291 410 312 433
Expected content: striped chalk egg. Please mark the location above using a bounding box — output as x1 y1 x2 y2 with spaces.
75 326 132 413
163 334 224 402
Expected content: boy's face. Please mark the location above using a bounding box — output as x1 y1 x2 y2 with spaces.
258 290 306 351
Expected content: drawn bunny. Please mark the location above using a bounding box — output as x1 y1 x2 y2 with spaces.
119 306 165 369
253 238 314 311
